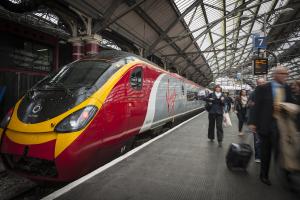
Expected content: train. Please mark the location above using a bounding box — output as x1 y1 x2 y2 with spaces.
0 50 205 182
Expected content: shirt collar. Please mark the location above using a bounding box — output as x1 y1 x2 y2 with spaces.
271 80 283 88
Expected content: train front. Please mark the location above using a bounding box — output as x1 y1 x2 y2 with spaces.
0 57 118 182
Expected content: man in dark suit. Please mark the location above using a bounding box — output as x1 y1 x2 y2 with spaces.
248 66 293 186
247 78 266 163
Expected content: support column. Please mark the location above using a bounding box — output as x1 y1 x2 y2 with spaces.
68 37 84 61
83 34 102 55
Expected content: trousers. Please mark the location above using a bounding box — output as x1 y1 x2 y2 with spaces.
208 113 223 142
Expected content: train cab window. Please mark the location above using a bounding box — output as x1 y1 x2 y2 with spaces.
130 67 143 90
36 60 111 90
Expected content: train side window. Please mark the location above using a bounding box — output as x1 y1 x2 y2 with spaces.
130 67 143 90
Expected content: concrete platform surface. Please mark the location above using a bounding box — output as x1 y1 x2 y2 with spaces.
45 112 299 200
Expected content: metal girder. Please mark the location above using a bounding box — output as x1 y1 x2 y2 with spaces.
152 0 267 57
161 49 238 57
147 0 202 56
171 0 264 64
187 3 198 27
225 0 245 71
0 0 40 13
200 2 220 74
268 18 300 51
203 2 228 14
233 0 262 71
180 57 207 76
104 0 146 29
202 3 290 74
131 4 209 83
223 0 227 72
92 0 123 33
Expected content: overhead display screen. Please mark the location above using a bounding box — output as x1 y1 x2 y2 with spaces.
253 59 268 75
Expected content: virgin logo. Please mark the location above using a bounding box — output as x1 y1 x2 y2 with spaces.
166 79 176 113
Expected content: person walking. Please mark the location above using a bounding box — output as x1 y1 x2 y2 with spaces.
247 78 266 163
291 80 300 130
205 85 225 147
248 66 294 186
234 89 248 136
224 92 233 113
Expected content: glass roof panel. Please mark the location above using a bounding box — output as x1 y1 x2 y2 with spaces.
173 0 299 81
205 5 222 24
258 1 273 15
226 0 238 12
174 0 196 13
183 8 195 23
199 36 211 50
211 24 222 43
197 33 207 49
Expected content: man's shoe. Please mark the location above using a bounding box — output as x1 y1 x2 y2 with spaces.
260 177 272 186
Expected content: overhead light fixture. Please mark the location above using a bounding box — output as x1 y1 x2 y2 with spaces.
37 48 48 52
59 40 67 44
278 7 294 14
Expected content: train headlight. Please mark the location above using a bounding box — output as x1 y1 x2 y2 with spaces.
55 106 98 133
0 108 13 128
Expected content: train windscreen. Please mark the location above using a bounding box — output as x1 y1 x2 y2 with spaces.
40 60 110 89
17 55 139 124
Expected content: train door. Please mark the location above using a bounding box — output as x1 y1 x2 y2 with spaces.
125 65 147 137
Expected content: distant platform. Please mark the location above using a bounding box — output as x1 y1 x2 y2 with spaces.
44 112 299 200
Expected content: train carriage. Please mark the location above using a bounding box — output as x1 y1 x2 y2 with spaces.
0 50 205 182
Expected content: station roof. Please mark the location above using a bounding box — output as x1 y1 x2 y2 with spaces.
172 0 300 85
1 0 300 86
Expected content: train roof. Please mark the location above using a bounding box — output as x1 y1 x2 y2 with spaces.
83 50 202 88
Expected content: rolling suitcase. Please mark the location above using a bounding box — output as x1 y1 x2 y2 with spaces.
226 143 253 170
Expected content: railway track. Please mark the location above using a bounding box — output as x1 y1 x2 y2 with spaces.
0 171 63 200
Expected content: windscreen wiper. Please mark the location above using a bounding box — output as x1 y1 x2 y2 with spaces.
52 82 73 96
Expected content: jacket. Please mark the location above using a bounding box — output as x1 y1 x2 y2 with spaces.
205 92 225 115
249 82 294 135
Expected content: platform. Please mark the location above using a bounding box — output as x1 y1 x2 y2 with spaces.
44 112 299 200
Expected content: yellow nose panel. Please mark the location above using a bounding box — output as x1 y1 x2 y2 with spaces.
55 131 82 157
5 129 56 145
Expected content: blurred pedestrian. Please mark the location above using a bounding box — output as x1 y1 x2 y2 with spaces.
248 66 294 186
234 89 248 136
291 80 300 104
205 85 225 147
247 78 266 163
224 92 233 113
291 80 300 130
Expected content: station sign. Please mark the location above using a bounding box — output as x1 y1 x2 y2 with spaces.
254 36 267 49
253 58 268 75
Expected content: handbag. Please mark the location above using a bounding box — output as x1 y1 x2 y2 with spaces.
223 112 232 127
205 102 212 111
